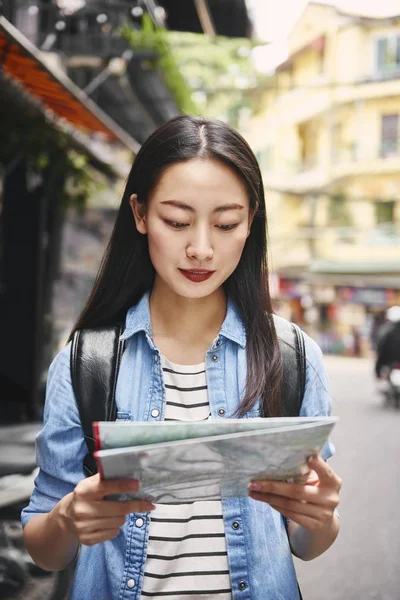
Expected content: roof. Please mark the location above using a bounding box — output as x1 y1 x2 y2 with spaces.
283 2 400 64
308 1 400 22
276 34 325 72
0 16 140 154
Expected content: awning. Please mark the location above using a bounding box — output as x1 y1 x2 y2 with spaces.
310 259 400 275
276 35 325 72
274 263 400 289
0 16 140 154
309 259 400 289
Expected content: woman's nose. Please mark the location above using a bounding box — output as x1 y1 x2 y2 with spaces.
186 228 214 261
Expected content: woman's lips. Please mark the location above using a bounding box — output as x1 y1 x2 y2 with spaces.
179 269 215 283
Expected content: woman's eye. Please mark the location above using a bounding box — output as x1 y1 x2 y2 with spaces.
217 224 238 231
165 220 188 229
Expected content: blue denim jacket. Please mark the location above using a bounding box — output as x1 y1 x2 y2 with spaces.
22 292 334 600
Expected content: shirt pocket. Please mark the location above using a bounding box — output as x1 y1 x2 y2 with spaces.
116 411 132 421
245 407 262 418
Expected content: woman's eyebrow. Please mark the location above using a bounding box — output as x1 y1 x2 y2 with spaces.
214 203 244 213
161 200 194 212
160 200 244 213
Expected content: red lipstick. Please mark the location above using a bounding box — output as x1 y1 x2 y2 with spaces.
179 269 215 283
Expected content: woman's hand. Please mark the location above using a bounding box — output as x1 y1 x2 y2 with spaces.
248 455 341 531
58 474 155 546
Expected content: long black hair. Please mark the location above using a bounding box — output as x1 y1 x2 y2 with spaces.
69 115 283 417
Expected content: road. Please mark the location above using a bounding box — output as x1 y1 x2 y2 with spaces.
295 355 400 600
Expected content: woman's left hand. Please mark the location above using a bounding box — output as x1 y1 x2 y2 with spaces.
248 455 341 531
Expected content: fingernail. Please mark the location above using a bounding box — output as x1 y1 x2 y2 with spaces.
129 480 140 490
308 455 317 464
146 502 156 511
248 482 262 491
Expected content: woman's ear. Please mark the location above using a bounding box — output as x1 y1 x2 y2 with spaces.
129 194 147 234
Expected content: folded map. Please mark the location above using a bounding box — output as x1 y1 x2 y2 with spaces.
94 417 337 503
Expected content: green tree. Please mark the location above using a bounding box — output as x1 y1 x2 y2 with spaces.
167 30 270 126
122 15 270 127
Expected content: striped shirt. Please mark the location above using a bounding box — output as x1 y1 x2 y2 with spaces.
140 357 232 599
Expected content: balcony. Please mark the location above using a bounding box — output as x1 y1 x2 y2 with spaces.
318 224 400 251
331 148 400 181
275 83 332 126
263 145 400 195
2 1 150 59
309 225 400 285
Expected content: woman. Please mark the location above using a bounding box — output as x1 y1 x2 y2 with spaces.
22 116 341 600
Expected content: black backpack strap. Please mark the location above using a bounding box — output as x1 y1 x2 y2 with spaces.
273 316 306 600
70 324 125 477
273 315 306 416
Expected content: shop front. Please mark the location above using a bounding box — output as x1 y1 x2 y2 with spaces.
272 266 400 356
309 261 400 356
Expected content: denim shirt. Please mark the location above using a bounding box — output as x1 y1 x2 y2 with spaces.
22 292 334 600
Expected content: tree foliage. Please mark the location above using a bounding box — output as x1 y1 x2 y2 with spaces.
122 15 270 127
121 14 198 115
166 31 270 126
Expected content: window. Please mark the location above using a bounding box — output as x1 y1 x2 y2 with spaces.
375 201 395 225
331 123 342 164
328 194 353 226
380 114 398 157
375 35 400 77
298 123 318 171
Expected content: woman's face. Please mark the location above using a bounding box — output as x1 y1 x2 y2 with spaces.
130 158 253 300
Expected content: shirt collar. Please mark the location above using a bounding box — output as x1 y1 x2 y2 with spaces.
120 291 246 348
120 291 153 340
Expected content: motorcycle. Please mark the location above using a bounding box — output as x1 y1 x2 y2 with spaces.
379 363 400 409
0 424 72 599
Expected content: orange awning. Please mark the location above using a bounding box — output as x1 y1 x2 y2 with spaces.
0 17 139 153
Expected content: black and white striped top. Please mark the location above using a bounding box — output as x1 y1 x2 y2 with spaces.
140 357 232 599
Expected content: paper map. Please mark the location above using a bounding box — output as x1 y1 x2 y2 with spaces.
94 417 337 503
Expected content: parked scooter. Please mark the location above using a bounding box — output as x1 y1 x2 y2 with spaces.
378 363 400 409
0 424 72 599
386 364 400 409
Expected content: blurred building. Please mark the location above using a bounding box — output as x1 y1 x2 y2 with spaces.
244 1 400 354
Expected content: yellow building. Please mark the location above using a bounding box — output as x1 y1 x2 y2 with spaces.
245 2 400 353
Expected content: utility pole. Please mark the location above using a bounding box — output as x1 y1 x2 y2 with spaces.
193 0 216 37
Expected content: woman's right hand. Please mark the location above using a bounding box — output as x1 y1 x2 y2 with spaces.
59 474 155 546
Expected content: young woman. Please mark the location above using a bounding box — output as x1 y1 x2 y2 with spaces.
22 116 341 600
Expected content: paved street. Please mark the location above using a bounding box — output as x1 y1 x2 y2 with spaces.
295 355 400 600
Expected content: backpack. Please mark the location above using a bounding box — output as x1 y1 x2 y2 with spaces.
70 315 306 478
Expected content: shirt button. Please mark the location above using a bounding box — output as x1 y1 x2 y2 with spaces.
127 579 136 589
238 581 247 591
151 409 160 418
216 339 222 347
212 354 218 362
154 354 159 362
135 518 144 528
218 408 225 416
232 521 240 530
